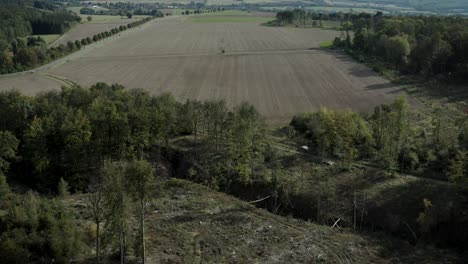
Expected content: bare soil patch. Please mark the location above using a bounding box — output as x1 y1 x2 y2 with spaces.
67 178 459 263
0 73 62 95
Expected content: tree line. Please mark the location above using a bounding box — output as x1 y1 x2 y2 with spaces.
0 83 267 193
273 9 362 28
307 11 468 84
0 83 466 197
79 3 165 17
0 16 153 74
181 7 226 15
349 14 468 83
0 83 266 263
0 3 80 42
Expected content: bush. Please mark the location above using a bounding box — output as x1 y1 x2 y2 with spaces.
0 193 84 262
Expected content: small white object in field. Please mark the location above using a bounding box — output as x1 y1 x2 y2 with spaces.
301 145 309 150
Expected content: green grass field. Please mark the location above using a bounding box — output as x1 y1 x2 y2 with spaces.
198 10 255 16
190 15 272 23
78 14 148 24
319 41 333 48
30 34 61 45
67 6 110 14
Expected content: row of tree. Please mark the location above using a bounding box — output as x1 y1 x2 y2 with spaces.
0 16 153 74
274 9 370 28
181 7 225 15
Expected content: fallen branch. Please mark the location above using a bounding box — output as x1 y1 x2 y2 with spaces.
403 221 418 242
249 196 271 204
331 218 341 229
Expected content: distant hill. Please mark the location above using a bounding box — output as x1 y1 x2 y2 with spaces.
324 0 468 14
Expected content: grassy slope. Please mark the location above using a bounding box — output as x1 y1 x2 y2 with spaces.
29 34 61 44
65 178 460 263
171 126 468 251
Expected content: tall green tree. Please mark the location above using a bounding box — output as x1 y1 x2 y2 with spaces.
88 183 104 264
126 160 154 264
371 96 410 172
102 161 132 264
447 150 467 183
61 109 92 189
385 36 411 68
0 131 18 197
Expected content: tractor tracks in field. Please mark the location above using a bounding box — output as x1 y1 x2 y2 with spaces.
41 73 78 87
77 48 321 62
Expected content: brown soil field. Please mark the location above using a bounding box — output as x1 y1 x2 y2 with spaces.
50 17 141 47
80 18 341 57
0 73 62 95
0 16 422 123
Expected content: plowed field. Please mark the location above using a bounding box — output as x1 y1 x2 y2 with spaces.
0 15 422 123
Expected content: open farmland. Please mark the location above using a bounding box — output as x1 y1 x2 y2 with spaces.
49 16 144 47
0 73 62 95
0 14 422 123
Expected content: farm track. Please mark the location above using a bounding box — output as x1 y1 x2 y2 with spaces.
77 48 319 61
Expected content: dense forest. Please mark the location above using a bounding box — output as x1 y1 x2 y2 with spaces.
0 3 79 42
0 3 153 74
274 10 468 84
0 83 467 262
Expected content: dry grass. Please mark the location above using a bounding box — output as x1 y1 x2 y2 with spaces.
65 178 461 263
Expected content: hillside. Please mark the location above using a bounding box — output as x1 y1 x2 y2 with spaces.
324 0 468 13
65 178 460 263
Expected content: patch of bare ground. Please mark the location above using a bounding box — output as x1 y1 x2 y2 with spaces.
0 73 62 95
66 178 460 263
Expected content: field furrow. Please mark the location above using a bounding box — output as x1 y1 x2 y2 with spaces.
0 16 422 124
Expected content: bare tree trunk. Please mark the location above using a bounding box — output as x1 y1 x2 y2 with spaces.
316 190 321 223
96 221 100 264
88 187 103 264
123 230 127 264
140 198 146 264
120 229 124 264
353 191 357 232
360 193 365 231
